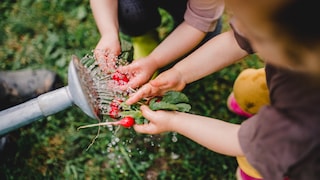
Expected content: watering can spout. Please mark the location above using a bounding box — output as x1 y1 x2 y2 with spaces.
0 87 73 136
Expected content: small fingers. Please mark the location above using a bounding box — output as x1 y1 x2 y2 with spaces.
93 49 120 72
126 84 155 105
133 106 159 134
140 105 154 119
149 71 176 90
118 64 142 89
126 76 145 89
133 123 158 134
117 64 131 72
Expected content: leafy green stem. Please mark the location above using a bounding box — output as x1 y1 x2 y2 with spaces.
119 143 142 180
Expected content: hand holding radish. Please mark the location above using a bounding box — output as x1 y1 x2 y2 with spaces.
118 57 159 89
133 105 178 134
112 71 129 85
77 91 191 130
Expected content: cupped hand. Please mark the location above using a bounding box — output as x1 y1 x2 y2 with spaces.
125 67 186 105
133 105 177 134
118 57 158 89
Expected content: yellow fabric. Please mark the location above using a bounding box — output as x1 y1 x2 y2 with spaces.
131 30 159 59
233 68 270 179
237 156 263 179
233 68 270 115
131 30 159 79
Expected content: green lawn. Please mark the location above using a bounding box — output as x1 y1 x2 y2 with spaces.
0 1 263 179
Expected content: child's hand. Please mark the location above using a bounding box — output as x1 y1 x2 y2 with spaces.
94 36 121 70
133 105 176 134
125 67 186 105
118 57 158 89
149 67 186 92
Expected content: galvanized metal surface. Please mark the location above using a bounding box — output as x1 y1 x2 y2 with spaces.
0 55 98 136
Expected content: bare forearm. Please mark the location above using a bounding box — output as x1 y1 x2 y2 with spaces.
90 0 119 37
170 112 243 156
148 22 206 69
175 30 249 84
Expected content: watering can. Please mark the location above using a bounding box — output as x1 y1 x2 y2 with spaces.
0 55 101 136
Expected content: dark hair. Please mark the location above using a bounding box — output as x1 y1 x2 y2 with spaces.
273 0 320 47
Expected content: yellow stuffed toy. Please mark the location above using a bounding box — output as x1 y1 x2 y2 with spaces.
228 68 270 116
228 68 270 180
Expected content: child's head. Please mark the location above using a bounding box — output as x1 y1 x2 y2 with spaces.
227 0 320 75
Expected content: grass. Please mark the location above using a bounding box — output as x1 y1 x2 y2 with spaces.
0 1 264 179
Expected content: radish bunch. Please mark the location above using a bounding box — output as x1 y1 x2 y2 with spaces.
108 99 123 119
78 91 191 130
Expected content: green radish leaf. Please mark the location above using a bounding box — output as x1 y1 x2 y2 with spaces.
119 110 146 124
135 117 146 125
175 103 192 112
120 102 133 111
148 92 192 112
119 110 142 120
162 91 189 104
149 100 179 111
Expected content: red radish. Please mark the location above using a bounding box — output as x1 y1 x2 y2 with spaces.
108 99 122 118
110 99 123 107
77 116 135 130
109 107 119 119
116 116 135 128
112 71 129 85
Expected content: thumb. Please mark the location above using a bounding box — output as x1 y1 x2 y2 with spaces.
117 64 132 74
140 105 155 120
133 106 158 134
149 75 168 86
125 84 152 105
149 73 175 92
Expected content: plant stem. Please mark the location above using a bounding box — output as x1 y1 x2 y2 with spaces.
119 144 142 180
77 122 117 130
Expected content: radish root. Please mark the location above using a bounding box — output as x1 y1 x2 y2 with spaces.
78 121 119 130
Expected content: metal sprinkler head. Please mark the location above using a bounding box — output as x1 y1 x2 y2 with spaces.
68 55 102 120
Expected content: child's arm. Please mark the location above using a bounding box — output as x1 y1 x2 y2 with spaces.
120 22 208 89
147 21 208 70
90 0 121 57
134 105 244 157
126 30 249 105
119 0 224 89
173 30 248 84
